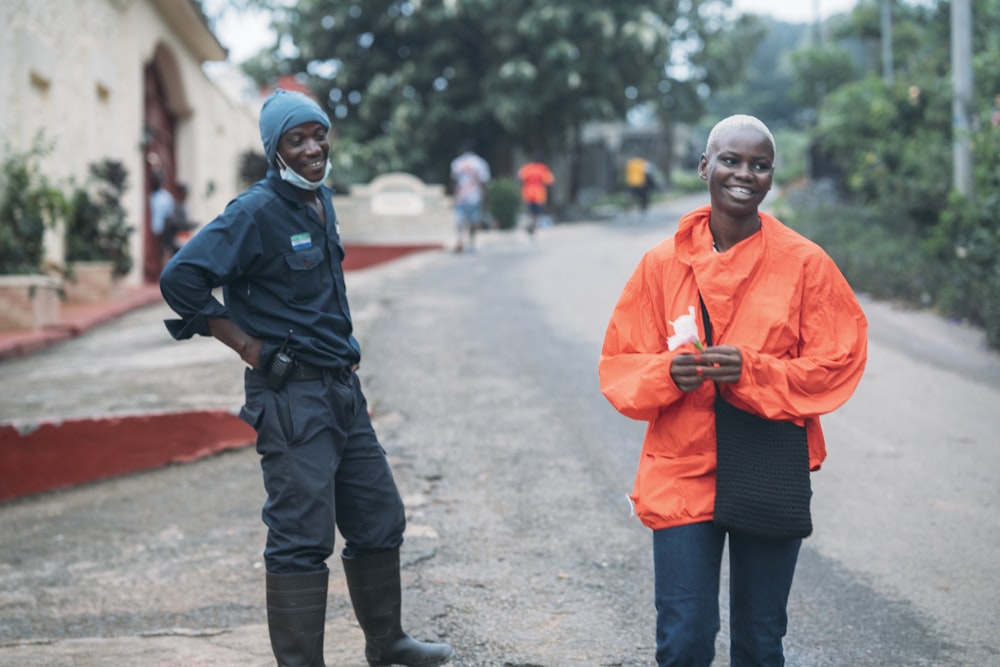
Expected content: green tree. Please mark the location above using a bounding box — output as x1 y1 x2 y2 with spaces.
788 45 859 111
243 0 760 197
807 1 953 230
815 73 952 230
707 16 804 130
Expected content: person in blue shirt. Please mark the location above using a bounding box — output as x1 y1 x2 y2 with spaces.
149 172 175 273
159 89 453 667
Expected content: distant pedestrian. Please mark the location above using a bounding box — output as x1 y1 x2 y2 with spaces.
624 156 656 218
450 141 491 253
160 88 453 667
149 172 175 271
600 115 868 667
162 182 193 260
517 154 555 235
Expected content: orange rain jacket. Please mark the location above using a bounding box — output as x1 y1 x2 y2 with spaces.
599 206 868 531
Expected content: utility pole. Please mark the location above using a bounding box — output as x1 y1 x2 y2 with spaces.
881 0 893 84
951 0 974 197
812 0 826 45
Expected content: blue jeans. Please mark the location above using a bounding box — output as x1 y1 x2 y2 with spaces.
652 522 801 667
455 201 484 227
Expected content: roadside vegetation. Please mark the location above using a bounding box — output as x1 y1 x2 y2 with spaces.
770 2 1000 347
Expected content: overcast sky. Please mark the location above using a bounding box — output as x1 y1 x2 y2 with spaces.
731 0 859 23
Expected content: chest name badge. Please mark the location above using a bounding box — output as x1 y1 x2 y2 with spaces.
290 233 312 251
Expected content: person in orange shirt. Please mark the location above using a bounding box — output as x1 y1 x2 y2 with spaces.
599 115 867 667
517 154 554 235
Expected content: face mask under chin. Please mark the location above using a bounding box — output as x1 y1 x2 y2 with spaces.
276 157 332 191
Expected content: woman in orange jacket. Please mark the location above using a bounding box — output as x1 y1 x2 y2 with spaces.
599 115 867 667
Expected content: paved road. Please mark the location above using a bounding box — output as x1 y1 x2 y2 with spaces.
1 194 998 665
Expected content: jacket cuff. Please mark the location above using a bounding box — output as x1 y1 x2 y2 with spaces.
163 302 227 340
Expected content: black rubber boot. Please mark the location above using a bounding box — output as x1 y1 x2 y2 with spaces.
341 549 453 667
266 569 329 667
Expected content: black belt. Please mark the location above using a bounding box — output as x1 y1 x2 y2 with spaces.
287 360 353 382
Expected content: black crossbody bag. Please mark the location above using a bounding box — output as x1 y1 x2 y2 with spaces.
700 297 813 540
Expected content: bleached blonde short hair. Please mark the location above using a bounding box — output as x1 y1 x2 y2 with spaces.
705 114 776 158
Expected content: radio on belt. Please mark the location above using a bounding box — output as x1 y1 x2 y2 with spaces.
266 329 294 390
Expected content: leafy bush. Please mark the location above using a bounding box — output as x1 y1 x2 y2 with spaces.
815 76 953 233
786 178 1000 348
65 160 133 277
784 193 933 304
669 169 705 194
923 187 1000 345
0 141 67 275
487 178 521 230
772 129 808 187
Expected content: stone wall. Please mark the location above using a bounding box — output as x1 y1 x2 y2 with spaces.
334 173 453 247
0 0 260 288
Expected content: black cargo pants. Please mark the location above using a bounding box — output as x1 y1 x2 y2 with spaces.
240 366 406 573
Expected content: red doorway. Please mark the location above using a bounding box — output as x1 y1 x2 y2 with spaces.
142 61 176 283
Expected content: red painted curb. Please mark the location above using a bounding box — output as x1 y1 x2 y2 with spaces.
0 243 440 503
0 410 256 503
342 243 442 272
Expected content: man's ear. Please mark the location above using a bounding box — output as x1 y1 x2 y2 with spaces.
697 154 708 180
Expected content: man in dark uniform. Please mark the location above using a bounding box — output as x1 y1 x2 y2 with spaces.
159 89 453 667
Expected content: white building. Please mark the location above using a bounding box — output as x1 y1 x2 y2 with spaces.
0 0 261 286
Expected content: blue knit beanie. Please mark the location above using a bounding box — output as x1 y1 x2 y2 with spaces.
258 89 330 164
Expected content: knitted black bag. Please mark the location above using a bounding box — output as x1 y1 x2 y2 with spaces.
699 296 812 540
712 394 813 539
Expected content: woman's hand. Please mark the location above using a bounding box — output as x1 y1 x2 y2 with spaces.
670 345 743 392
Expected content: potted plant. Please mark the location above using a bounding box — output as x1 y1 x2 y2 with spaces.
0 141 67 331
63 159 133 303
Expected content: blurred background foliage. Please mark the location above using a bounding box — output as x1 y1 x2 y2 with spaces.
201 0 1000 346
232 0 764 189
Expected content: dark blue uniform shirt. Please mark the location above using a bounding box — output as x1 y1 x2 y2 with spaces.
160 168 361 370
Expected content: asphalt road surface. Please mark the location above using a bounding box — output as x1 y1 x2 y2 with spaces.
1 193 997 666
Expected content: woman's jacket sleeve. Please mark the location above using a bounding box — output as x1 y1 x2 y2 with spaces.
599 253 688 422
727 250 868 421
